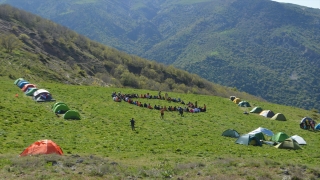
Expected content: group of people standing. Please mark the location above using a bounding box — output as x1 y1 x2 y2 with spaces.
111 91 207 130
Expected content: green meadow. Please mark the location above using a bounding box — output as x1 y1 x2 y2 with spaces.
1 76 320 179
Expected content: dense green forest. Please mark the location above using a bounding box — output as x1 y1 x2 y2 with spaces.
1 0 320 110
0 4 259 101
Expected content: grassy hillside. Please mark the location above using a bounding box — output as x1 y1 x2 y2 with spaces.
0 4 262 102
2 0 320 110
1 76 320 179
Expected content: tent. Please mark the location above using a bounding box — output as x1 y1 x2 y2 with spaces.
271 113 286 121
300 117 313 123
18 81 29 89
259 110 275 118
275 138 302 150
233 98 241 104
53 104 69 114
235 134 262 146
271 132 290 142
14 78 24 85
52 102 68 111
63 110 81 120
238 101 251 107
250 106 263 113
250 132 266 141
230 96 236 101
249 127 274 136
21 84 37 92
290 135 307 145
20 139 63 156
315 123 320 130
222 129 240 138
33 89 50 98
25 88 38 96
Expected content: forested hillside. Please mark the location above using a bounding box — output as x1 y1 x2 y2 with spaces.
0 4 258 101
1 0 320 110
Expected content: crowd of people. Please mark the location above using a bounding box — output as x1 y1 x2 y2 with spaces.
111 91 207 114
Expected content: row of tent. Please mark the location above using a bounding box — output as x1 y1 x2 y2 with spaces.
14 78 80 120
230 96 287 121
52 102 81 120
222 127 305 150
14 78 55 102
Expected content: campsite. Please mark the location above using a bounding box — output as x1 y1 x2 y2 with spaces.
1 76 320 179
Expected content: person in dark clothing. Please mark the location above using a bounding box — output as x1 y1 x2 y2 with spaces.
178 107 184 117
130 118 135 131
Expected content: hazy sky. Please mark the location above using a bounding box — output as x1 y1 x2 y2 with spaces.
272 0 320 9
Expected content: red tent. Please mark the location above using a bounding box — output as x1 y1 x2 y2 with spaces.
21 84 37 92
20 139 63 156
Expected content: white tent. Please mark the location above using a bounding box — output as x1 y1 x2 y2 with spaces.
248 127 274 136
33 89 50 97
291 135 307 145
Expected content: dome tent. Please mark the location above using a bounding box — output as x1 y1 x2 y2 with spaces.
222 129 240 138
20 139 63 156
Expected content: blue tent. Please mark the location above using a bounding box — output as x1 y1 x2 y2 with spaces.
18 81 29 88
315 123 320 130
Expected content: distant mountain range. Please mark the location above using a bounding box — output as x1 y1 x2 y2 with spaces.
2 0 320 110
1 4 260 101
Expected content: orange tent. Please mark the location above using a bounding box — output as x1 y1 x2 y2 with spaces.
20 139 63 156
21 84 37 92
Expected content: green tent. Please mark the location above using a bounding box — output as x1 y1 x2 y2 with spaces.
14 78 24 85
235 134 262 146
25 88 38 96
250 106 263 113
251 132 266 141
275 138 302 150
53 104 70 114
238 101 251 107
271 113 286 121
222 129 240 138
52 102 68 111
271 132 289 142
63 110 81 120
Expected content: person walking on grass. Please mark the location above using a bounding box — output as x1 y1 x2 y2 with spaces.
178 107 184 117
160 108 165 119
130 118 135 131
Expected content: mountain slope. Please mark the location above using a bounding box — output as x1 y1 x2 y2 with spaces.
0 4 260 101
1 0 320 110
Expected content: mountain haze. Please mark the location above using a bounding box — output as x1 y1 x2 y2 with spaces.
2 0 320 110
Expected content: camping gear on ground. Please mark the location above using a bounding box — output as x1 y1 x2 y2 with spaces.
53 104 70 114
250 106 263 113
238 101 251 107
249 127 274 136
19 139 63 156
274 138 302 150
25 88 38 96
18 81 29 88
235 134 262 146
222 129 240 138
271 132 290 142
271 113 286 121
21 84 37 92
63 110 81 120
233 98 241 104
52 102 68 111
14 78 24 85
259 110 275 118
290 135 307 145
33 89 55 102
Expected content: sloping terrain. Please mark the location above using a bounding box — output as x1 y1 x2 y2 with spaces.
1 76 320 179
2 0 320 110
